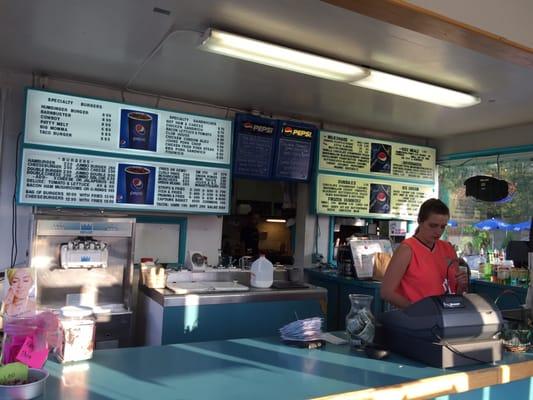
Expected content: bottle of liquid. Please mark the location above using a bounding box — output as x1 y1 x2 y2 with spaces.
250 255 274 288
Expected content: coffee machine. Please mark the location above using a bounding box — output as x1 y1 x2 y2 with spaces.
29 211 135 348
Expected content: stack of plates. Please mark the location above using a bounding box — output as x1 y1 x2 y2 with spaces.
279 317 323 342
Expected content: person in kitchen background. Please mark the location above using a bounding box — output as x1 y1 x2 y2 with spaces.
381 198 469 309
240 212 261 258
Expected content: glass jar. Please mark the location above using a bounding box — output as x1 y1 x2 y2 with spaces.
55 306 95 363
1 315 38 365
345 294 375 348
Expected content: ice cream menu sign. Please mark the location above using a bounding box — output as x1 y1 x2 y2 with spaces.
18 89 232 213
315 131 436 220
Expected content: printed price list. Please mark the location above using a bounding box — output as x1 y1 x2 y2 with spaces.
157 166 229 212
23 155 116 205
163 115 229 163
392 146 435 180
319 134 370 172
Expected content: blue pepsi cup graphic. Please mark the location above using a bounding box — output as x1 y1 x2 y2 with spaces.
128 112 152 150
369 183 391 214
125 166 151 204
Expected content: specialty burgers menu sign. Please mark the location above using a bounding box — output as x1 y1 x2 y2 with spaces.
315 131 436 220
319 131 435 182
19 89 232 214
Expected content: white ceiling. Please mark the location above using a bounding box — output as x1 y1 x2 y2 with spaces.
2 0 533 138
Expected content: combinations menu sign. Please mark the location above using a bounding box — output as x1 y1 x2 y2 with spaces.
317 174 434 219
315 130 436 220
24 89 231 165
20 148 230 213
19 89 232 214
233 113 316 181
319 131 435 182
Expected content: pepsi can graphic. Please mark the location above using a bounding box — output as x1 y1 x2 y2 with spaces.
124 166 151 204
127 112 153 150
369 183 391 214
370 143 392 174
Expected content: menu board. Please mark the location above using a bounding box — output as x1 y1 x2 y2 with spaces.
273 121 316 181
233 114 277 179
19 148 230 213
24 89 232 165
319 131 435 182
18 89 232 214
316 174 434 220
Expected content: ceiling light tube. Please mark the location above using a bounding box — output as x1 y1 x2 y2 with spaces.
200 28 369 82
350 70 480 108
266 219 287 223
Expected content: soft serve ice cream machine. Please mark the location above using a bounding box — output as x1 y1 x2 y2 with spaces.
30 213 136 348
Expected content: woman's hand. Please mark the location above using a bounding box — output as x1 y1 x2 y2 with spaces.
3 288 14 305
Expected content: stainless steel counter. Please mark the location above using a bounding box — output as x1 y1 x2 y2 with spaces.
141 284 327 307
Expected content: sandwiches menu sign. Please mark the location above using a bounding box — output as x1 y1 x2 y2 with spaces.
18 89 232 214
315 131 436 220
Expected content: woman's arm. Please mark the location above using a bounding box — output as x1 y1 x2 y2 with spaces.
381 244 412 309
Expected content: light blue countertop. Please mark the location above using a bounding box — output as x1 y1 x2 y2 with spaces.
42 335 533 400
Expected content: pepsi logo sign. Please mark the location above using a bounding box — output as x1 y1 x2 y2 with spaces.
131 178 144 190
135 124 146 135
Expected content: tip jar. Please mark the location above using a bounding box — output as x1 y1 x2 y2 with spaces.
345 294 375 348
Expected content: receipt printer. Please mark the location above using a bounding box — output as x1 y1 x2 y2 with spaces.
381 293 503 367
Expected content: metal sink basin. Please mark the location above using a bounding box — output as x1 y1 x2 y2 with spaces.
166 280 249 294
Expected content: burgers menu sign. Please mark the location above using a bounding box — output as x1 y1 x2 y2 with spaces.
315 131 436 220
18 88 232 214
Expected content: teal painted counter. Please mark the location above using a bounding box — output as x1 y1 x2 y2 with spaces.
137 284 327 345
43 335 533 399
305 268 383 331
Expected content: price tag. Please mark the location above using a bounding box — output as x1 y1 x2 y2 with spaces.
15 336 49 369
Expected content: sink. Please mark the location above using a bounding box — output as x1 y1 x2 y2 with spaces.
166 281 249 294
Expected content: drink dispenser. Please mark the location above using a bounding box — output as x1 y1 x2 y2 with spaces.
29 213 135 348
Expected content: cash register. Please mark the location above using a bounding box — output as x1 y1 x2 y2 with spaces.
381 293 503 368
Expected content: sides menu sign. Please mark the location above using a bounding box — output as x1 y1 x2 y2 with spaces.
19 89 232 214
233 113 316 182
315 131 436 220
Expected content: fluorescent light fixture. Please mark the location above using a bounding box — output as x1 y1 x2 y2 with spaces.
266 219 287 223
351 70 480 108
200 28 369 82
200 28 480 108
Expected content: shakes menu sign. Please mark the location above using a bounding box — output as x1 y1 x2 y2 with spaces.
18 89 232 214
315 131 436 220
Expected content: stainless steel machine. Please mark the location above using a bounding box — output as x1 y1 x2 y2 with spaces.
29 212 135 348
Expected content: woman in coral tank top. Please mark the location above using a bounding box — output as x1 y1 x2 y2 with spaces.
381 199 468 309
